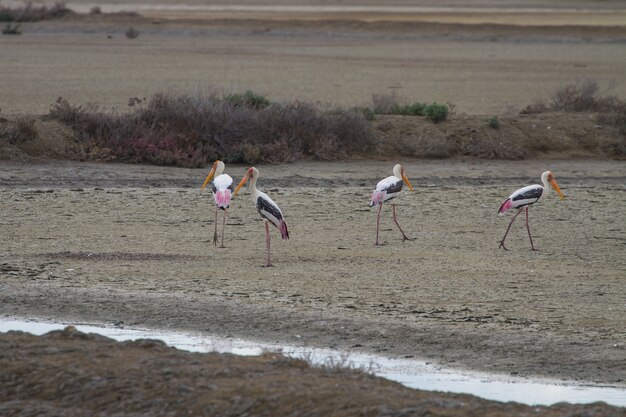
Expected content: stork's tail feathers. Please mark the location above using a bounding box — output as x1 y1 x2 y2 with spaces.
215 190 232 209
369 190 384 207
279 219 289 240
498 198 513 216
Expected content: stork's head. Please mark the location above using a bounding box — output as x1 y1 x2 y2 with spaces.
542 170 564 200
233 167 258 198
201 160 224 190
393 164 414 191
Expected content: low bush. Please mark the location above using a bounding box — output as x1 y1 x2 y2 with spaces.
522 79 623 114
49 92 375 166
423 103 448 123
2 23 20 34
125 27 139 39
372 93 427 116
488 116 500 129
224 90 271 110
0 115 38 144
0 2 70 22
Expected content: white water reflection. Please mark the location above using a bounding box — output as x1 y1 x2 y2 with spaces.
1 318 624 407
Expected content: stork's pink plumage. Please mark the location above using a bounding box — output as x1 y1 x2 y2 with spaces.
498 170 565 251
201 160 234 248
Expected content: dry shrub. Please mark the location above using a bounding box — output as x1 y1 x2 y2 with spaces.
0 2 70 22
49 92 375 167
125 27 139 39
1 115 38 144
522 79 624 114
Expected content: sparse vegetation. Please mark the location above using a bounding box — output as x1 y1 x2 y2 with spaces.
90 6 102 14
49 92 375 166
488 116 500 129
0 115 38 144
224 90 271 110
521 79 626 156
125 27 139 39
372 93 426 116
522 79 624 114
372 94 449 122
0 2 70 22
2 23 21 35
423 103 449 123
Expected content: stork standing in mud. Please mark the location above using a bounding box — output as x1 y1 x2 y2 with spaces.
369 164 415 246
498 170 565 251
233 167 289 267
201 160 233 248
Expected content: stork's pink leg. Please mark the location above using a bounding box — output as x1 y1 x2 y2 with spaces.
375 203 383 246
525 206 539 251
213 206 219 246
392 203 414 241
499 208 523 251
265 220 272 267
219 209 227 248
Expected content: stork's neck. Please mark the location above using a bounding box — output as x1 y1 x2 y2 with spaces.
215 162 225 176
392 164 402 179
249 173 259 195
541 172 550 191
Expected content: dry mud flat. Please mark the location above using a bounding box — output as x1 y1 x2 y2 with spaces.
0 159 625 389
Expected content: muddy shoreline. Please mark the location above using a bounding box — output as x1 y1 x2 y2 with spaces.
1 160 624 387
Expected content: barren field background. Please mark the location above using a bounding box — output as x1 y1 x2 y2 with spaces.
1 0 626 115
1 1 626 415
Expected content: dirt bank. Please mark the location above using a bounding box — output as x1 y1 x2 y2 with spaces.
1 327 624 417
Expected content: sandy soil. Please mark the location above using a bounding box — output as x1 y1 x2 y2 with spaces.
1 159 624 387
1 327 624 417
1 2 626 116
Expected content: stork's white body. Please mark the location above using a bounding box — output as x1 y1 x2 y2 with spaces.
252 188 285 231
497 170 564 251
369 164 414 245
212 173 234 210
235 167 289 267
369 165 406 207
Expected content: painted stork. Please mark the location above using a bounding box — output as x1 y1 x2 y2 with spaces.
233 167 289 267
201 160 233 248
498 170 565 251
369 163 415 245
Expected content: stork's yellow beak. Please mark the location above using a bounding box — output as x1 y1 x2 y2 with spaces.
201 165 217 191
402 173 414 191
550 178 565 200
233 172 250 199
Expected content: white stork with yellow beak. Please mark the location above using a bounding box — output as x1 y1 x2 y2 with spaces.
233 167 289 267
201 160 233 248
498 170 565 251
369 163 415 246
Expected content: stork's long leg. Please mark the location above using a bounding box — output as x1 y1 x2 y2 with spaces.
264 220 272 267
525 206 539 251
392 203 414 241
375 203 383 246
213 205 219 246
219 209 227 248
499 208 523 251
